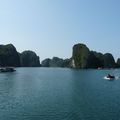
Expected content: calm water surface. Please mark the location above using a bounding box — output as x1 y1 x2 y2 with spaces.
0 68 120 120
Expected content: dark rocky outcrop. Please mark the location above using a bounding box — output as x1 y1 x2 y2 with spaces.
0 44 20 67
62 58 71 68
41 58 51 67
41 43 116 69
41 57 71 68
92 52 104 68
49 57 64 67
117 58 120 68
0 43 118 69
103 53 115 68
87 51 104 68
20 50 40 67
72 43 90 68
72 43 116 69
87 51 100 68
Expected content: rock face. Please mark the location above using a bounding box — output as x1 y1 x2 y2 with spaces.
117 58 120 68
0 44 20 67
49 57 64 67
0 43 116 69
20 51 40 67
71 59 76 68
72 43 90 68
92 52 104 68
87 51 100 68
103 53 115 68
62 59 71 68
72 43 116 69
88 51 104 68
41 58 51 67
41 57 71 68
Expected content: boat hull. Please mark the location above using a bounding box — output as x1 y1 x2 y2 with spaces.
104 76 115 80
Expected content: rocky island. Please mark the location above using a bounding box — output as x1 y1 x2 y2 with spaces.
41 57 71 68
0 44 40 67
41 43 118 69
0 43 119 69
72 43 116 69
20 50 40 67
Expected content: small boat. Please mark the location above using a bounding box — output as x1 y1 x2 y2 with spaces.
0 67 16 73
104 74 115 80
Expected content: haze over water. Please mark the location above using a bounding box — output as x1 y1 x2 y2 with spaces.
0 68 120 120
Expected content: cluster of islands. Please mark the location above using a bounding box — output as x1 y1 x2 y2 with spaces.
0 43 120 69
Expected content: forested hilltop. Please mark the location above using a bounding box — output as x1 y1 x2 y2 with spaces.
41 43 120 69
72 43 117 69
0 43 120 68
0 44 40 67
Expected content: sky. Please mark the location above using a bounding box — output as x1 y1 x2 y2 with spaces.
0 0 120 61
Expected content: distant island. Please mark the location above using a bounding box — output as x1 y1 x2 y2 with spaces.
0 44 40 67
0 43 120 69
72 43 117 69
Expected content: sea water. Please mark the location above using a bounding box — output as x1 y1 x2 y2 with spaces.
0 68 120 120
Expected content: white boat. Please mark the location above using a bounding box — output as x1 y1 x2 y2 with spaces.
104 76 114 80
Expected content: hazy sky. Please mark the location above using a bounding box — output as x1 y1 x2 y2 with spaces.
0 0 120 61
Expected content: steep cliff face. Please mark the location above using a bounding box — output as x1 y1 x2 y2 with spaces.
87 51 100 68
117 58 120 68
20 51 40 67
87 51 104 68
0 43 117 69
72 43 116 69
103 53 115 68
0 44 20 67
71 59 76 68
72 43 90 68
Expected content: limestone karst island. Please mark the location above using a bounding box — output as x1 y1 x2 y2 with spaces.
0 43 120 69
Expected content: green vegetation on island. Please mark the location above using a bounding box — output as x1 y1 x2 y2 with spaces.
41 57 71 68
72 43 116 69
0 43 119 69
103 53 115 68
20 51 40 67
0 44 40 67
0 44 20 67
72 43 90 68
116 58 120 68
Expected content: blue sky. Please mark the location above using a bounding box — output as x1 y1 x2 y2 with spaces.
0 0 120 61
